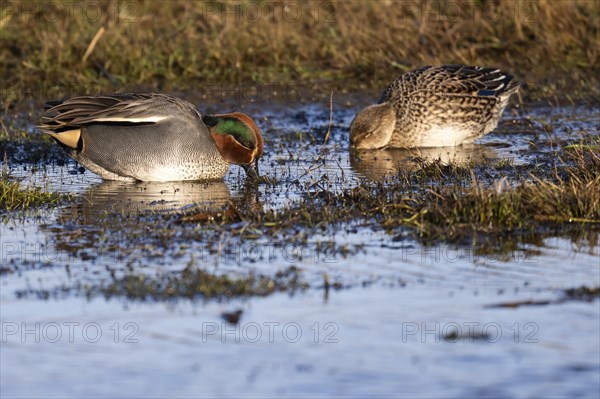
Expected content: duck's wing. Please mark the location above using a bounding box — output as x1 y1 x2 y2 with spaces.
420 65 519 97
381 65 519 102
40 93 199 133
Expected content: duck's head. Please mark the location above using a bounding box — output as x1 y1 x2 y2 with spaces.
202 112 264 179
349 103 396 150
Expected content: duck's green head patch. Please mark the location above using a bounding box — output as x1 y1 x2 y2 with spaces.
204 112 264 167
203 114 257 150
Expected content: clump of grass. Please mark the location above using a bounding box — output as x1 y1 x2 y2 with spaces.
1 0 598 105
0 173 68 211
563 286 600 301
526 146 600 224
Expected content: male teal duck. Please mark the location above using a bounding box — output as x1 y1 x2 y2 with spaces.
40 93 263 181
350 65 520 149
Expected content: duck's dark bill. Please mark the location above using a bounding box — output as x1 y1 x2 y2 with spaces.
242 161 260 180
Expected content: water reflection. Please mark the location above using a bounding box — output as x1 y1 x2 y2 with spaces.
80 180 232 216
350 144 496 181
43 181 237 264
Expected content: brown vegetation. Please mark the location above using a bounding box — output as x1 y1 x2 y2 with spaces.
1 0 598 106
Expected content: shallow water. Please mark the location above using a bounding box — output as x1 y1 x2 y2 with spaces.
1 100 599 398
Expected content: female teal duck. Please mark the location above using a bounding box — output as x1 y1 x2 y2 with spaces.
350 65 519 149
41 93 263 181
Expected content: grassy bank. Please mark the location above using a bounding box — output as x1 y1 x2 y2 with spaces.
1 0 598 107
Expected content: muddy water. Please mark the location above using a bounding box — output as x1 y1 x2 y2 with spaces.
1 100 599 398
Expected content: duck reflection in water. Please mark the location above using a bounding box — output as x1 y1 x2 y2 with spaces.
79 180 233 218
48 180 262 259
350 144 497 181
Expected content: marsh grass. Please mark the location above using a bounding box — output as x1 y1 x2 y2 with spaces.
0 174 67 211
0 148 71 211
1 0 598 107
225 141 600 242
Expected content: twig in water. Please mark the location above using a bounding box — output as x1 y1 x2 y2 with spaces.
322 91 334 145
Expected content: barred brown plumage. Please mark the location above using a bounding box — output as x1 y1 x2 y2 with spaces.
350 65 520 149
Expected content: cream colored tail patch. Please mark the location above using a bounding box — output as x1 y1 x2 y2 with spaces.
47 129 81 149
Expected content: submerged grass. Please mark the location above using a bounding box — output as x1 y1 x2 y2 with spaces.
486 285 600 308
98 264 307 301
15 264 308 301
1 0 598 106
